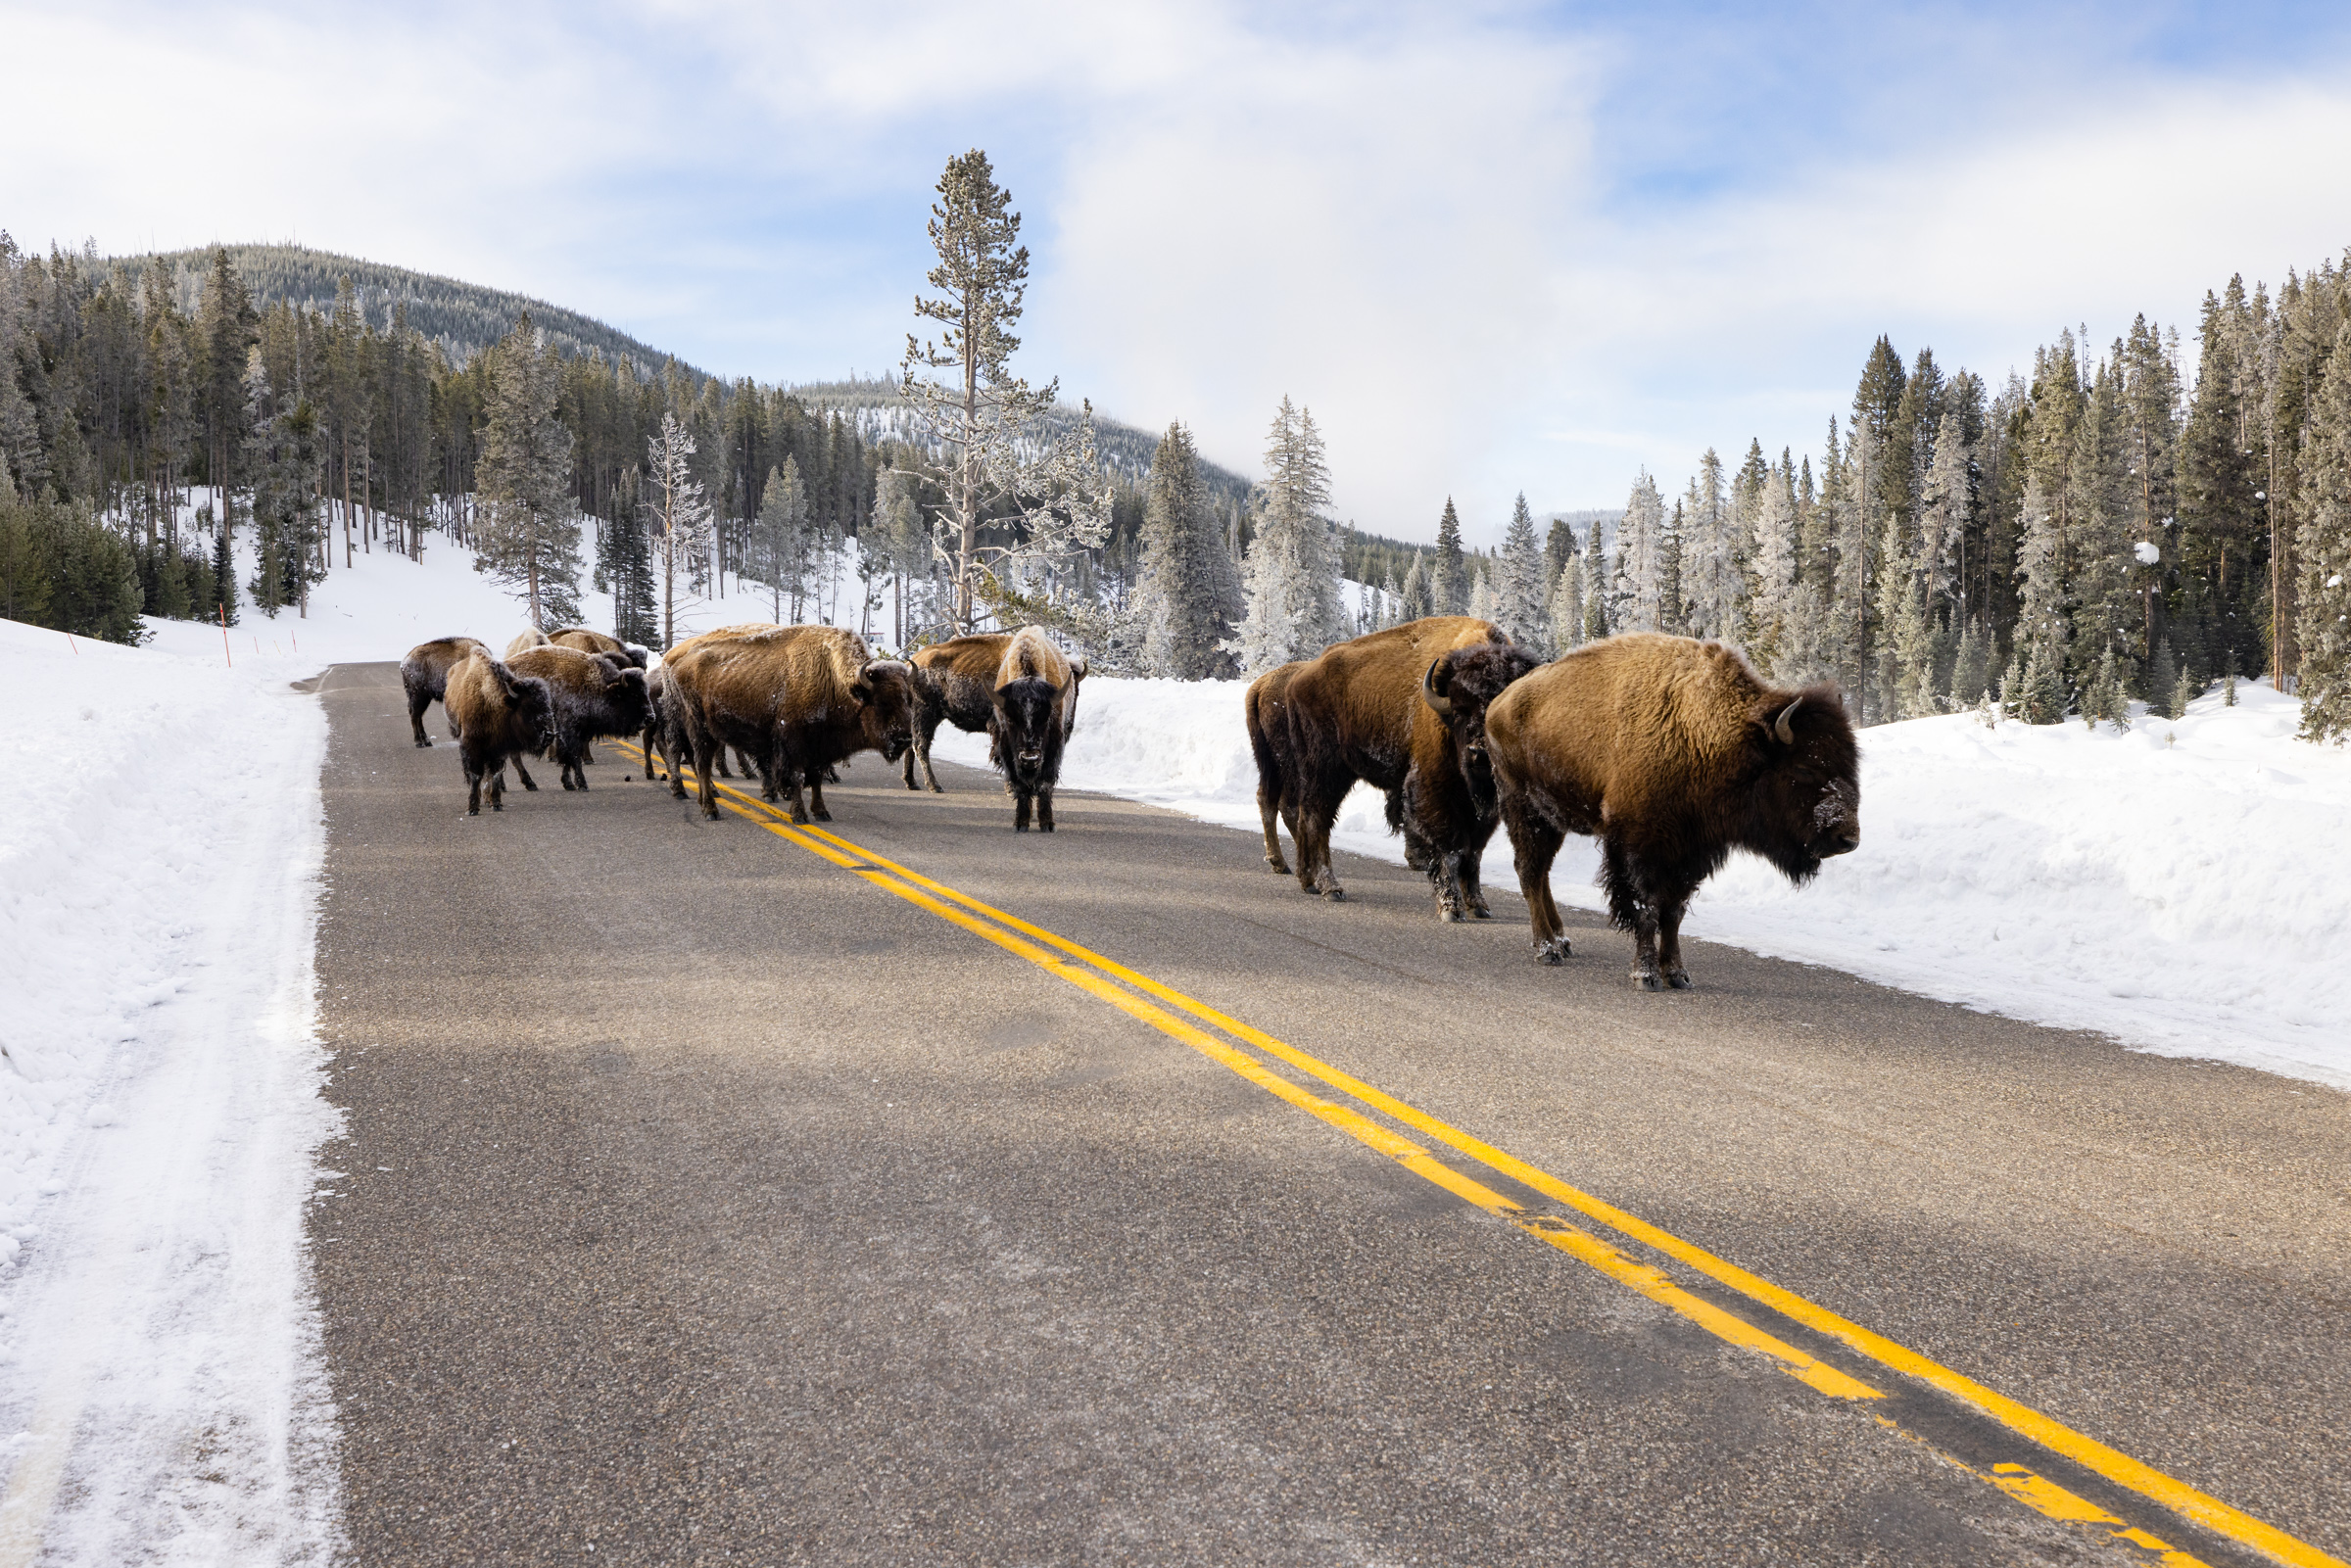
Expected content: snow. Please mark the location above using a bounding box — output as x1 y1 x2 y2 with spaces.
0 618 340 1562
938 675 2351 1090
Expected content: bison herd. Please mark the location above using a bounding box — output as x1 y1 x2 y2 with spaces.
401 615 1859 989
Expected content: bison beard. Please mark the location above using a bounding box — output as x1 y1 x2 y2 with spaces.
1486 634 1860 990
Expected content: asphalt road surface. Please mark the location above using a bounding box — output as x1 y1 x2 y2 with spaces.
312 660 2349 1567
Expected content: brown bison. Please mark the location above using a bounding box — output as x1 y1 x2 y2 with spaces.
664 626 916 824
548 627 649 668
987 627 1080 832
1259 617 1526 906
1243 660 1307 873
443 653 556 816
1408 639 1548 920
505 644 650 791
1485 633 1859 989
902 629 1087 795
399 636 488 747
505 627 552 660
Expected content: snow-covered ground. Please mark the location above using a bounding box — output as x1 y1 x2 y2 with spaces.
937 675 2351 1090
0 619 340 1563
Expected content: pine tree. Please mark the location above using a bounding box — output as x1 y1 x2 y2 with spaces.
1226 400 1341 670
243 350 325 618
753 456 812 623
1614 470 1668 632
1682 449 1741 641
1141 421 1238 676
1431 497 1467 615
608 511 658 647
1748 453 1800 673
1547 552 1585 651
1544 515 1577 588
1400 554 1434 621
1949 616 1991 706
1580 519 1609 642
1493 492 1551 649
474 315 581 629
2296 317 2351 740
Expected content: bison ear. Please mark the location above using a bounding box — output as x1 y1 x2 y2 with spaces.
1772 697 1801 744
1420 657 1454 716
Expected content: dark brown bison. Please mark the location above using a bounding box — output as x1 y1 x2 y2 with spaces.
399 636 488 747
987 627 1080 832
665 626 916 824
505 644 649 791
443 652 556 816
1243 660 1307 873
1407 640 1548 920
901 629 1088 794
1263 617 1521 905
1485 633 1859 990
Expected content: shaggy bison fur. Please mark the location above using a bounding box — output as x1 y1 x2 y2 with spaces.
988 627 1080 832
443 653 556 816
399 636 488 746
1407 640 1547 920
902 630 1087 795
1485 633 1859 989
505 644 650 791
664 626 915 824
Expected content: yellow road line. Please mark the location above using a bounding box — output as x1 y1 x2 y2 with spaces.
634 749 2338 1568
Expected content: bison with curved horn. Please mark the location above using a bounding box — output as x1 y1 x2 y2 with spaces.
901 629 1087 795
1485 633 1859 989
664 626 915 824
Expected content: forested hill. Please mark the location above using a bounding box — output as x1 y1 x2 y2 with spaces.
95 245 695 381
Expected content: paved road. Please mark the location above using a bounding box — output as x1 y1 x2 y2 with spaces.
311 660 2349 1566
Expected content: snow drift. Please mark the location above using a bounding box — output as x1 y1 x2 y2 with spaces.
936 675 2351 1089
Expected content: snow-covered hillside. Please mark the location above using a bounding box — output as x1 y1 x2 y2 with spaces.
936 677 2351 1090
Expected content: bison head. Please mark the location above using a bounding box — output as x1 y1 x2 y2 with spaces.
1747 687 1860 882
991 675 1064 788
1420 642 1545 817
495 663 557 753
852 659 917 762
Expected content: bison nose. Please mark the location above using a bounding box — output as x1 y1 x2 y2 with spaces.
1823 828 1859 857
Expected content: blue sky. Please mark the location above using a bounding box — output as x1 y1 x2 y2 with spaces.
5 1 2350 540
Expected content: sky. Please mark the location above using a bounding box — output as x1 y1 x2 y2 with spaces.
5 0 2351 543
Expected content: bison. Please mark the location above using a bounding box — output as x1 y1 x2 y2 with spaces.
505 627 552 660
664 626 916 824
1407 640 1548 920
1258 617 1525 906
986 627 1081 832
442 652 556 816
1484 633 1859 990
1243 660 1307 873
505 644 650 791
902 630 1087 795
549 626 650 668
399 636 488 747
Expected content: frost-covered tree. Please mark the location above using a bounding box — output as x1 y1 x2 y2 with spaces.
1431 497 1467 615
753 455 813 624
645 411 714 649
1747 453 1800 673
1613 470 1668 632
243 351 325 618
2297 318 2351 741
898 150 1108 630
1580 518 1609 642
474 315 581 630
1139 421 1238 677
1494 492 1551 649
1399 554 1434 621
1548 550 1586 651
1226 398 1343 671
1682 449 1742 642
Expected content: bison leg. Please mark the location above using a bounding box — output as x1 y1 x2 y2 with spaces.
487 762 507 813
1433 849 1472 922
692 730 723 821
512 756 539 791
1505 797 1570 963
1463 844 1494 919
462 753 484 816
582 743 596 766
1012 786 1032 832
1038 785 1054 833
806 769 833 823
408 685 435 746
1602 838 1665 989
1294 781 1349 900
1257 779 1291 873
1656 889 1696 989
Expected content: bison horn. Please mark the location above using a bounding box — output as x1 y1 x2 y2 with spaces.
1774 697 1801 744
1069 653 1089 680
1420 658 1452 716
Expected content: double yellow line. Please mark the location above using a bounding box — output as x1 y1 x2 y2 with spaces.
636 747 2338 1568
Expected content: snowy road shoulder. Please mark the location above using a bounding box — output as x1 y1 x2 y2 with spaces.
935 674 2351 1092
0 619 340 1564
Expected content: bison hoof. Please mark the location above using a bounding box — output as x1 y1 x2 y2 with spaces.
1634 971 1662 991
1534 939 1568 965
1665 969 1693 990
1322 886 1347 903
414 737 433 748
1267 856 1290 875
1470 900 1494 920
